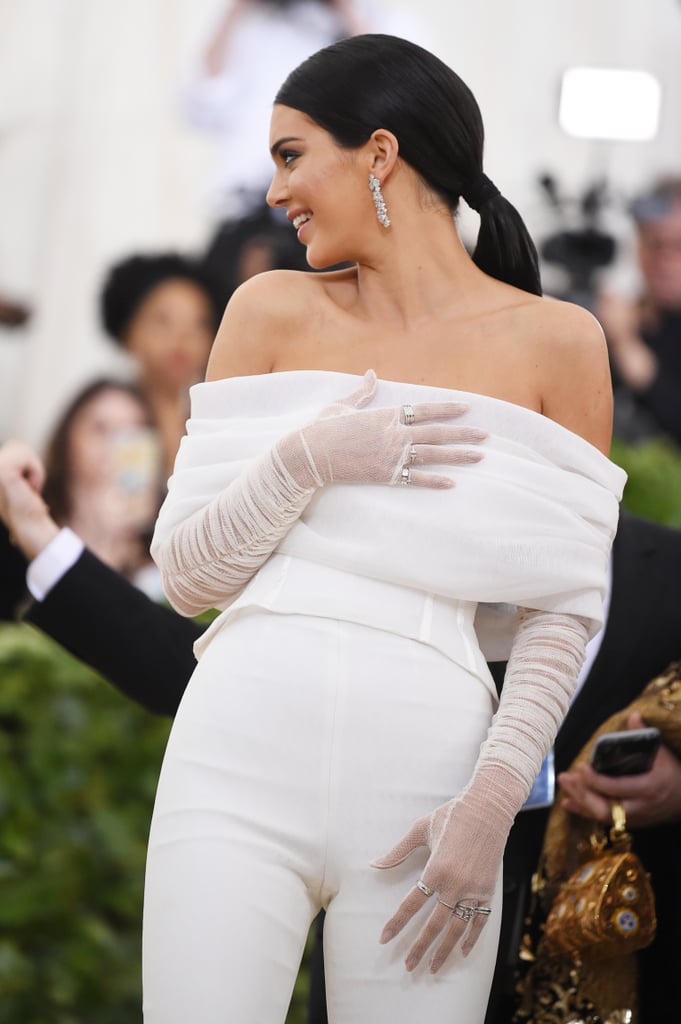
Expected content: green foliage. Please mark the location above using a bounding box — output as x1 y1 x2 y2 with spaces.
612 438 681 527
0 624 170 1023
0 623 311 1023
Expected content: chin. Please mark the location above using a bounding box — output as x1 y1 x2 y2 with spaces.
304 238 353 271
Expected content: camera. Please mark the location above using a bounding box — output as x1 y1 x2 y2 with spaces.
538 174 617 308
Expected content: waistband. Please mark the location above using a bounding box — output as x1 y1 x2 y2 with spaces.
194 554 497 702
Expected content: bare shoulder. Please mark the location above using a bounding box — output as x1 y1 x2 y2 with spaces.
205 270 323 381
522 297 613 454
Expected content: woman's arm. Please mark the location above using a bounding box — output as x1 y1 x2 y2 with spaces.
152 371 485 615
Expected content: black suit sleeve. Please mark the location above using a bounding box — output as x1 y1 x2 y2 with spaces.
23 548 203 717
0 522 30 621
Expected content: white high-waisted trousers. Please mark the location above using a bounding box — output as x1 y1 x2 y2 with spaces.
143 593 501 1023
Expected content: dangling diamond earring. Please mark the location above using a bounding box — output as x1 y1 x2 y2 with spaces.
369 173 391 228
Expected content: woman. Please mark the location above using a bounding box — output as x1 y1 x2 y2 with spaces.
43 379 162 586
100 252 222 478
145 35 626 1023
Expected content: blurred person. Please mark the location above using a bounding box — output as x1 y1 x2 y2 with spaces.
0 438 200 713
184 0 429 301
484 510 681 1024
41 378 163 590
100 252 222 478
598 177 681 446
143 33 624 1024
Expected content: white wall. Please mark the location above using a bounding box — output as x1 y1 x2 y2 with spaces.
1 0 680 446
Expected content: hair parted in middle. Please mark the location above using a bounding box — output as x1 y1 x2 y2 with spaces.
275 33 542 297
42 378 153 525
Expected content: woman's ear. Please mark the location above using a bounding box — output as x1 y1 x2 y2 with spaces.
368 129 399 182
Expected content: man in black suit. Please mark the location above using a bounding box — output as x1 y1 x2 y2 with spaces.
485 510 681 1024
0 439 202 716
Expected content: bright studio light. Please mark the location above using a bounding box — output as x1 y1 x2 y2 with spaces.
559 67 661 141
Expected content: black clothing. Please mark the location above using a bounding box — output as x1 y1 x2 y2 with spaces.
485 511 681 1024
0 522 201 716
612 310 681 446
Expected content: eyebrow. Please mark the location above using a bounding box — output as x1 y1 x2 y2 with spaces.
270 136 304 157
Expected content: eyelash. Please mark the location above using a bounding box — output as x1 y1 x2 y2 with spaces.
280 150 300 167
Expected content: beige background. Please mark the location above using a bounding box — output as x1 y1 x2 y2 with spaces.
1 0 680 447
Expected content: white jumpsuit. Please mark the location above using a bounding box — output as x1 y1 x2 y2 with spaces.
142 371 625 1023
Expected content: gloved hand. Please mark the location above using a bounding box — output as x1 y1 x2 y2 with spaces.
278 369 487 490
153 370 486 615
372 608 590 973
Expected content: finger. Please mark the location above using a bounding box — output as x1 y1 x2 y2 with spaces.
430 913 473 972
408 401 470 424
560 782 612 821
460 912 490 959
410 444 484 466
410 424 488 445
23 462 46 493
406 469 456 490
340 369 377 409
404 903 462 971
379 885 434 945
627 711 646 730
370 819 429 870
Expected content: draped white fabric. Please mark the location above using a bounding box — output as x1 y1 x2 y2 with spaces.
153 370 626 664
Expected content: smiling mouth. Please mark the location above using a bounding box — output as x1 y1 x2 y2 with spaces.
292 212 311 229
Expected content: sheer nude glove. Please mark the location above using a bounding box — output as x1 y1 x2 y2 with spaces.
372 608 590 973
152 371 486 615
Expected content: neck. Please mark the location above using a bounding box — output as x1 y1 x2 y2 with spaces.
353 206 489 327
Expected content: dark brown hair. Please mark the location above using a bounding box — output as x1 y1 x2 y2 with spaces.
42 379 153 524
276 34 542 295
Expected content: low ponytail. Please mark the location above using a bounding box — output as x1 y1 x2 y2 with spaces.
462 174 542 296
276 35 543 297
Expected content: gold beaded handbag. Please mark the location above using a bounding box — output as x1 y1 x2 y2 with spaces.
543 802 656 959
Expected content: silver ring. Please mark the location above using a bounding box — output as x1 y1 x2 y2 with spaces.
438 898 491 922
402 404 415 426
409 444 417 465
416 879 434 898
400 466 411 485
456 900 492 918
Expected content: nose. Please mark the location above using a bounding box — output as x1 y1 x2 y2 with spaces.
266 168 288 209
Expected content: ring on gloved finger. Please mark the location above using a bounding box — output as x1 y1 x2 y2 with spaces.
400 466 411 485
402 404 415 426
438 898 491 922
456 899 492 918
416 879 434 898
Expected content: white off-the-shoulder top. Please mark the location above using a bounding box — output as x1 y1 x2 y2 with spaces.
152 371 626 695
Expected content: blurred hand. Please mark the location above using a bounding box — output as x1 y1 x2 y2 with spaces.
597 292 657 391
558 711 681 828
0 440 59 559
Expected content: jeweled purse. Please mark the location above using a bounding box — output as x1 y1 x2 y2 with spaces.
543 802 656 959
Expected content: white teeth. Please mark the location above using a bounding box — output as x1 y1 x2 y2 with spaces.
292 213 311 229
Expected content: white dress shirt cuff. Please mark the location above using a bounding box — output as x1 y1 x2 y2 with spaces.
26 527 85 601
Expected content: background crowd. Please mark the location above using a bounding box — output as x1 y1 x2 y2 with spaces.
1 1 681 1022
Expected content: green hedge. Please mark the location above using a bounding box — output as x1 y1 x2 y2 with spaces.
0 625 310 1023
613 437 681 527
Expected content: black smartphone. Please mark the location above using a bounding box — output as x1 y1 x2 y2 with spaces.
590 727 661 776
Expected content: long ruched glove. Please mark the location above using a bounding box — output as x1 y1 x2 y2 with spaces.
372 608 590 973
152 370 487 615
